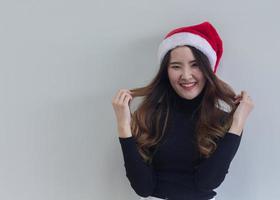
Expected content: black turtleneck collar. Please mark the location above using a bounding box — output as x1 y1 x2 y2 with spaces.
172 85 206 115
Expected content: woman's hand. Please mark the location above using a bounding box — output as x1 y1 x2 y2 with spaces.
112 89 133 137
232 90 255 130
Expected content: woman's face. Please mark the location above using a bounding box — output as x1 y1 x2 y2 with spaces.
167 46 206 100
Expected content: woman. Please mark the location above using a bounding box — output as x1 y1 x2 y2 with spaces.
112 21 254 200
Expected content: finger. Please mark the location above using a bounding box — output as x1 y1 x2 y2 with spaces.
118 89 130 100
247 96 253 101
128 90 134 97
117 91 126 103
234 96 242 100
234 97 241 100
242 92 251 99
241 90 248 97
234 95 243 101
121 89 133 97
119 90 132 103
124 94 132 105
113 89 123 102
240 91 244 97
233 99 241 103
240 91 251 100
122 93 133 104
123 89 132 93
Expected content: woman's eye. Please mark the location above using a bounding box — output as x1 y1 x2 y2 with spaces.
171 65 198 69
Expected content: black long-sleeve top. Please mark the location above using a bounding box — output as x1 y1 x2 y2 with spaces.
118 90 243 200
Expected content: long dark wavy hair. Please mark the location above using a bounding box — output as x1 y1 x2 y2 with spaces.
128 45 238 165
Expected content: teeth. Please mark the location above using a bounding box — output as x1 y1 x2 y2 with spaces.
181 82 196 87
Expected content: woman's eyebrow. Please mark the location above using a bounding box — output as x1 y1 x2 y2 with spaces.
169 60 196 65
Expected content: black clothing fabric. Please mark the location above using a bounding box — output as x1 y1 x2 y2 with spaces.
118 90 243 200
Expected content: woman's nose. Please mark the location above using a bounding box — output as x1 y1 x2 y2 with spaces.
180 69 193 80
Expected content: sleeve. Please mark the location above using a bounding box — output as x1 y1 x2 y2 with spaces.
193 130 243 192
118 136 157 197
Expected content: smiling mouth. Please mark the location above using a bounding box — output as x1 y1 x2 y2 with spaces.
180 82 197 90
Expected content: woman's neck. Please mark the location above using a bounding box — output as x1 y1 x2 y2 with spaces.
172 86 206 115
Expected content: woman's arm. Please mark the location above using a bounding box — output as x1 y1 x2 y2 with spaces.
118 134 157 197
228 121 243 136
113 89 156 197
193 130 243 192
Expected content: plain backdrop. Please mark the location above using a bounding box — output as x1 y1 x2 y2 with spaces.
0 0 279 200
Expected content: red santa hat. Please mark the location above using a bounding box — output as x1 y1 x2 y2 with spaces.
157 21 223 74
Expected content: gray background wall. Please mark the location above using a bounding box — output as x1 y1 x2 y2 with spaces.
0 0 279 199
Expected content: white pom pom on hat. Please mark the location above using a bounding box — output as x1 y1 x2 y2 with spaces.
157 21 223 74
